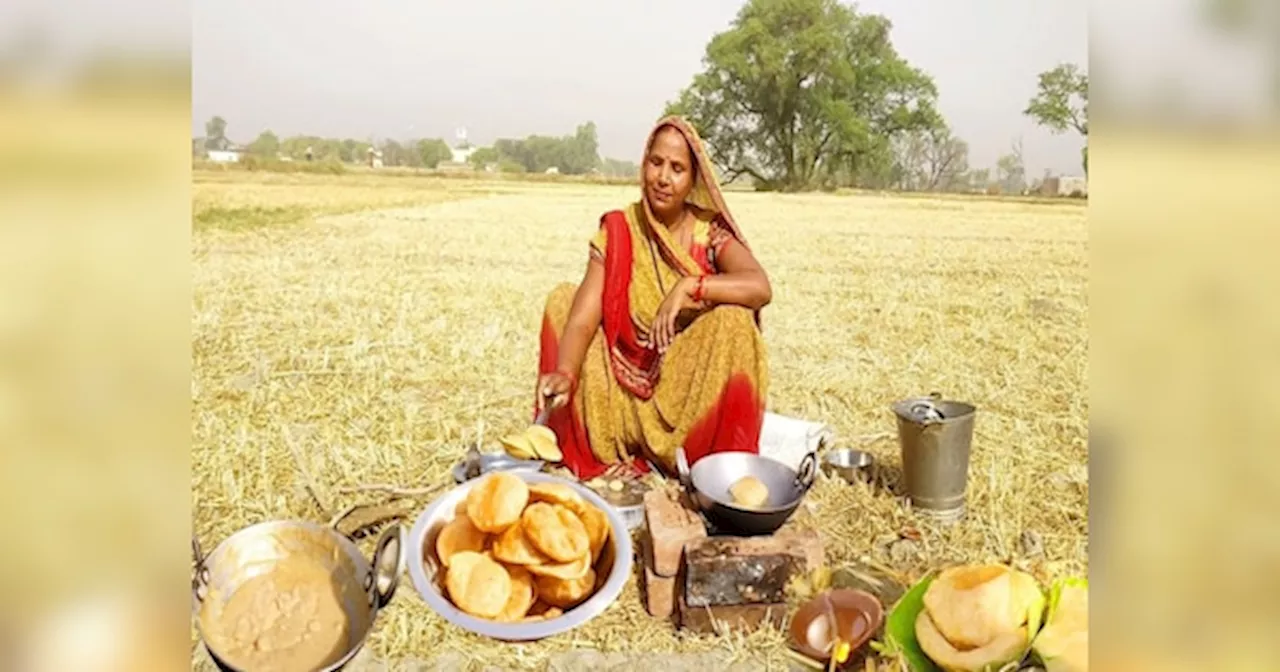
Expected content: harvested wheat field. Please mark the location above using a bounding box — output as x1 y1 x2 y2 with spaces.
191 169 1087 670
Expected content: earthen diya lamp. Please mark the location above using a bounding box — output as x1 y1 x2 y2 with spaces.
789 589 884 668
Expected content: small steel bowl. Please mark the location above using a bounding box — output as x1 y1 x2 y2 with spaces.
822 449 875 485
451 453 545 484
581 476 650 531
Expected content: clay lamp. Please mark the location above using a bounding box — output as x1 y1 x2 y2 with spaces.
789 589 884 669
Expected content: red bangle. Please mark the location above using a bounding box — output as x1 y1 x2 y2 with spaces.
557 369 578 390
691 276 707 303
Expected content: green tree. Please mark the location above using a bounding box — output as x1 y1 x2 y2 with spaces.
666 0 942 191
402 144 424 168
497 159 526 174
490 123 601 174
492 134 567 173
1024 62 1088 174
969 168 991 192
493 139 528 170
929 134 970 192
996 138 1026 195
468 146 500 168
525 136 564 172
601 157 640 178
205 116 228 150
380 139 409 166
560 122 601 174
892 126 969 191
844 146 897 190
416 138 454 168
246 130 280 157
278 135 350 161
339 139 366 163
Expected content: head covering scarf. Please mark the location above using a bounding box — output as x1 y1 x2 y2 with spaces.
636 116 754 275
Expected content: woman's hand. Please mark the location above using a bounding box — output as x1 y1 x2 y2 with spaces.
536 371 575 413
651 276 698 354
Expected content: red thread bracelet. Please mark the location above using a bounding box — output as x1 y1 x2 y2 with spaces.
691 276 707 303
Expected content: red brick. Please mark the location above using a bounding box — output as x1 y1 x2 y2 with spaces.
641 533 679 619
644 488 706 577
774 527 825 573
644 560 679 619
678 594 787 634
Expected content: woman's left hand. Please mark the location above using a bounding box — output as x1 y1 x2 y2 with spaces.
651 277 697 354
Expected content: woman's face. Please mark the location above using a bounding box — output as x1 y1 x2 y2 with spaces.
643 126 696 221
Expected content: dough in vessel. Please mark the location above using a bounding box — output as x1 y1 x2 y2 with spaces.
203 557 351 672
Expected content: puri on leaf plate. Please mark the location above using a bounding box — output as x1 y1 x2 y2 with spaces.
879 566 1048 672
1028 577 1088 672
878 570 942 672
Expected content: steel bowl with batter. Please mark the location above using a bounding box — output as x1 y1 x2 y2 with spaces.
675 446 818 536
406 471 633 641
191 520 404 672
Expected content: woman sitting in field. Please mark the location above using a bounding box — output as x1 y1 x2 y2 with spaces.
535 116 773 479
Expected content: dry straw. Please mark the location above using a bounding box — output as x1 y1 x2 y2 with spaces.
192 171 1087 670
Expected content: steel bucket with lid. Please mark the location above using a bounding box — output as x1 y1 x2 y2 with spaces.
892 393 977 523
191 519 405 671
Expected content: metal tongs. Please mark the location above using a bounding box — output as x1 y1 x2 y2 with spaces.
536 381 569 426
462 442 484 481
534 402 552 427
463 390 560 481
461 419 492 481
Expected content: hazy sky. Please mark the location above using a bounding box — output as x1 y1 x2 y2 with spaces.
192 0 1088 177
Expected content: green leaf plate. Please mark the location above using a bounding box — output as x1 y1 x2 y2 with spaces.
880 570 941 672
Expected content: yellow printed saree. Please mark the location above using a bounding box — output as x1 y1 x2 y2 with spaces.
537 117 769 478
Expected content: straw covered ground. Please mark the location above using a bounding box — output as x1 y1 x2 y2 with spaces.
191 169 1088 670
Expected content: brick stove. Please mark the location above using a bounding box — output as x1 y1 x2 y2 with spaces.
640 487 824 634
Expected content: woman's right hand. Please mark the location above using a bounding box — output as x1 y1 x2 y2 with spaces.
536 371 574 413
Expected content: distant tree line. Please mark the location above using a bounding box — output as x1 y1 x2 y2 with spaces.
197 0 1086 194
197 117 642 178
467 122 612 175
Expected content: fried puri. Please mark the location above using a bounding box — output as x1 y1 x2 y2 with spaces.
729 475 770 508
466 472 529 533
535 569 596 609
521 502 589 563
492 519 552 566
568 499 610 562
434 476 614 622
525 552 590 581
528 482 583 508
444 551 512 618
525 425 563 462
494 566 537 622
435 515 488 568
523 602 565 622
